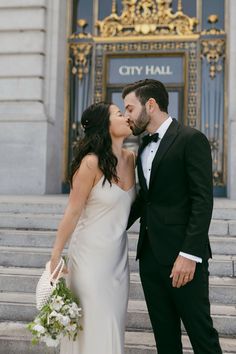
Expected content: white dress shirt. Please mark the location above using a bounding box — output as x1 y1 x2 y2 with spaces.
141 116 202 263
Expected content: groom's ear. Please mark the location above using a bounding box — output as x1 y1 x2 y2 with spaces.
146 98 156 114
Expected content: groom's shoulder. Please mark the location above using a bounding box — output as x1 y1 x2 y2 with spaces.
175 122 210 148
177 121 207 140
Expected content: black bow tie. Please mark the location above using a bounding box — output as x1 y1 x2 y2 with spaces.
142 132 159 149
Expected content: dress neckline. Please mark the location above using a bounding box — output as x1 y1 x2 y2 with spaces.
92 176 135 193
112 183 135 193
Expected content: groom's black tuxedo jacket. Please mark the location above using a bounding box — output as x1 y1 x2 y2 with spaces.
128 118 213 265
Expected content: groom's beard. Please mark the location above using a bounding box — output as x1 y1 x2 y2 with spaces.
131 107 150 136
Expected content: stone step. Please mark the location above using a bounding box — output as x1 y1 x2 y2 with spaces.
127 300 236 336
0 229 58 248
0 246 235 277
128 234 236 254
0 323 235 354
129 251 236 277
0 246 68 268
130 273 236 305
0 266 42 293
0 292 235 337
0 213 236 236
0 195 67 215
130 219 236 237
0 213 61 230
0 196 236 219
125 331 236 354
213 199 236 220
0 267 235 305
1 229 236 252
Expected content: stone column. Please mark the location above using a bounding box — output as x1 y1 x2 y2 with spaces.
226 0 236 199
0 0 69 194
43 0 70 193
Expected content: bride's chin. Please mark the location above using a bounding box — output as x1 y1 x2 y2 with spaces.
124 131 132 138
119 128 132 139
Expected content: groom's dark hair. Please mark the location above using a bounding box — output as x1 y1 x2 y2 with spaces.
122 79 169 113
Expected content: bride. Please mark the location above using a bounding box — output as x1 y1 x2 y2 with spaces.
50 102 135 354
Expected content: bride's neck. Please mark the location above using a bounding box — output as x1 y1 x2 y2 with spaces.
112 139 124 160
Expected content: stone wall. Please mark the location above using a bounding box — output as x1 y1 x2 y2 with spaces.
0 0 68 194
226 0 236 200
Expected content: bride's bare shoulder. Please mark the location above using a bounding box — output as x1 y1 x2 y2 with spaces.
81 154 99 170
72 154 99 184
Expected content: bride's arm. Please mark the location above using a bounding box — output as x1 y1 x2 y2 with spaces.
50 155 98 275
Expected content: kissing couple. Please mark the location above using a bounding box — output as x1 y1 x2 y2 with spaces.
50 79 222 354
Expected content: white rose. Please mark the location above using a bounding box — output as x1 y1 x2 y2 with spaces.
71 302 79 311
49 310 58 318
61 316 70 327
69 309 76 318
33 324 45 334
55 295 63 301
69 303 82 317
63 304 70 311
52 297 64 311
34 317 41 324
43 336 60 347
67 323 77 332
59 315 70 326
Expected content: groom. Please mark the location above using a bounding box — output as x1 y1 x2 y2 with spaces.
123 79 222 354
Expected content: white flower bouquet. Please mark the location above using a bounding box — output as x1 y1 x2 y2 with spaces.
27 271 83 347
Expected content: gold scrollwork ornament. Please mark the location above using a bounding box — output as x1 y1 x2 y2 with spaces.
69 19 93 81
96 0 198 37
201 39 225 79
70 43 92 80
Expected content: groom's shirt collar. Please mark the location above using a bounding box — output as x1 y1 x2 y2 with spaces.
141 116 173 186
154 116 173 140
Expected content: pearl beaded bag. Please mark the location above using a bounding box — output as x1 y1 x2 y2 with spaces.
36 257 65 310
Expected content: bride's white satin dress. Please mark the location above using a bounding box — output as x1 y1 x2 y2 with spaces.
60 177 135 354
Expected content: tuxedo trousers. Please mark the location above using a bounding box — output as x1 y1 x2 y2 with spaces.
139 235 222 354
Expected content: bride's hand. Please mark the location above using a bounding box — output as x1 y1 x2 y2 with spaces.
50 256 68 280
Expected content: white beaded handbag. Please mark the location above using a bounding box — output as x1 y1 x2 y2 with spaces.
36 257 65 310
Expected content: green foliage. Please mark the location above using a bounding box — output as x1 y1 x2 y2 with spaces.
27 277 83 348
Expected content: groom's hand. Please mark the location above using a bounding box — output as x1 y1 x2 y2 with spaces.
170 255 196 288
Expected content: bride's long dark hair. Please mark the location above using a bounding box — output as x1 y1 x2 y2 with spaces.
69 102 118 187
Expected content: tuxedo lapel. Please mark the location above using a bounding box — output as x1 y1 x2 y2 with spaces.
137 145 148 194
149 119 179 189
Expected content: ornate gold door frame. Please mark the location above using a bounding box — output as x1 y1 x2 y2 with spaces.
93 38 199 129
104 52 186 124
67 0 226 196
